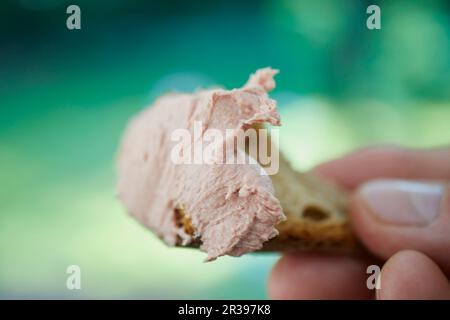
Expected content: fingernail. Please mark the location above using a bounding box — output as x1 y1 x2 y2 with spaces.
359 180 443 226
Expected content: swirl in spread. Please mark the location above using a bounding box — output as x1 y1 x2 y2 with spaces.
117 68 286 261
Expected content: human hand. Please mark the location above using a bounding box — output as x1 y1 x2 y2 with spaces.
268 146 450 299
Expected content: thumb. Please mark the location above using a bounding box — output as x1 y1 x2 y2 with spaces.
350 179 450 274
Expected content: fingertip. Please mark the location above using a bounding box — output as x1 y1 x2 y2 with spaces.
378 250 450 300
268 254 373 300
268 254 316 300
349 181 450 272
267 254 290 300
348 191 389 258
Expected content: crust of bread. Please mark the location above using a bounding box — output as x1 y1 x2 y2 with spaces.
174 121 357 254
261 154 356 253
175 153 356 254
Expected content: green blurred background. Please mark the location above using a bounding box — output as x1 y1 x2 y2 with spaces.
1 0 449 299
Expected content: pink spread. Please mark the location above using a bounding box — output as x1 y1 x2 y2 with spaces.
116 68 286 261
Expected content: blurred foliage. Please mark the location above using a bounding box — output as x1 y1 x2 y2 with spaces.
0 0 449 299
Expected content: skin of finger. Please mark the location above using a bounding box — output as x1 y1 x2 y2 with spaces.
349 189 450 275
377 250 450 300
313 146 450 190
268 254 374 300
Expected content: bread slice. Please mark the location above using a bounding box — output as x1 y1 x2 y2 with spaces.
262 153 356 253
174 128 356 254
117 68 356 259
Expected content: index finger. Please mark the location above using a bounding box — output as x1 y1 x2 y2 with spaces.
312 145 450 190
